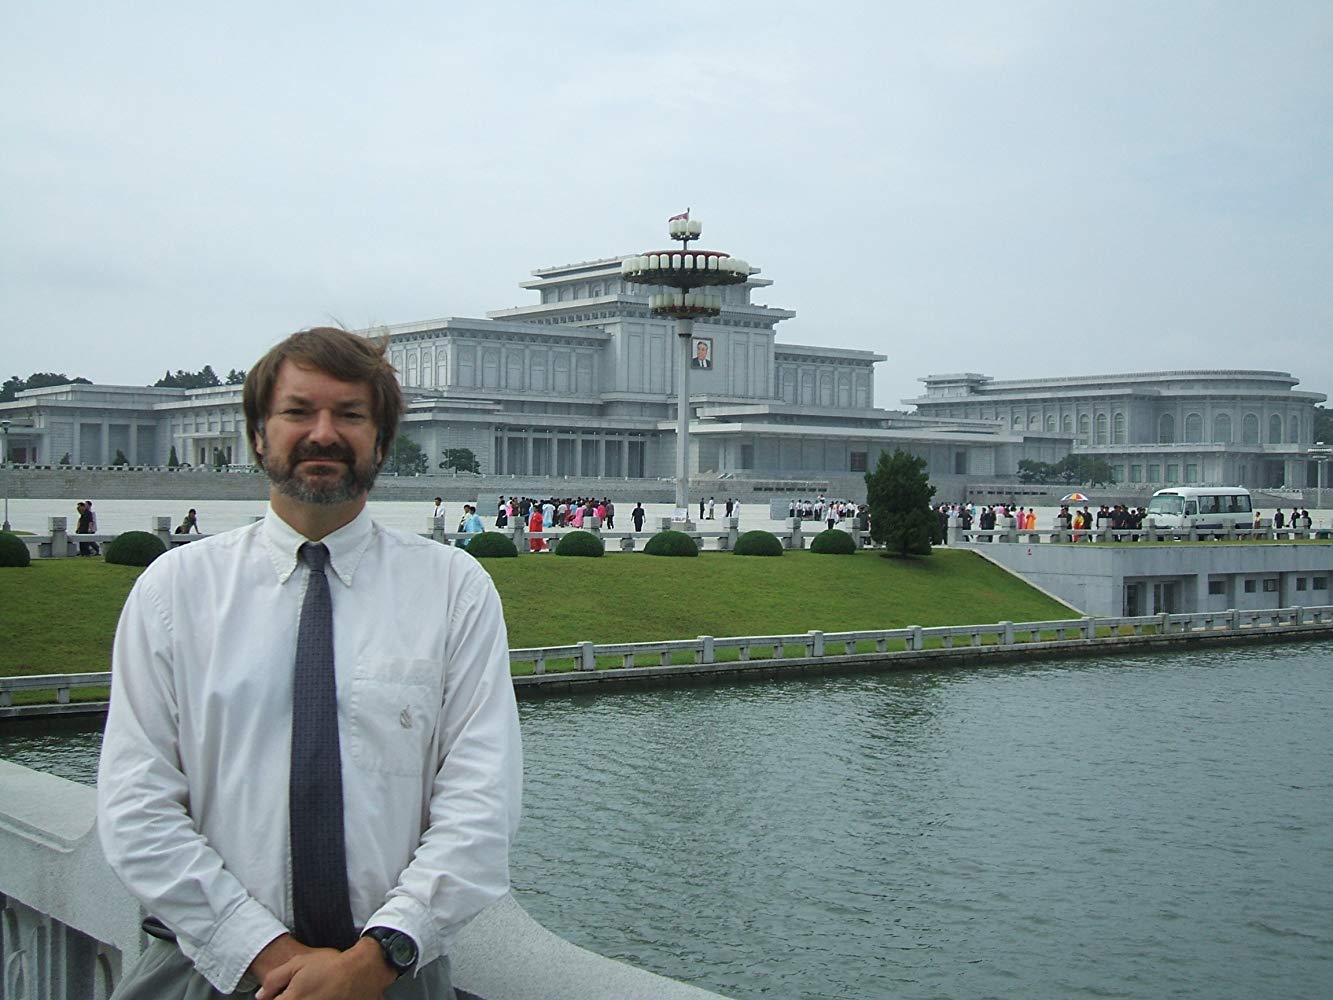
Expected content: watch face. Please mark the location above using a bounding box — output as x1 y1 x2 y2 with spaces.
388 934 417 967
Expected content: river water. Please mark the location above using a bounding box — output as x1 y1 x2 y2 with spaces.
2 644 1330 999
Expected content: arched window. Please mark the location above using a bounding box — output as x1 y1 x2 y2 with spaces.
1184 413 1202 443
1095 413 1108 445
1268 414 1282 444
1242 413 1259 444
1158 413 1175 443
1045 414 1056 433
421 349 433 388
1289 416 1300 444
1029 414 1040 429
1113 413 1126 444
1061 414 1073 434
1078 414 1090 443
1012 417 1023 431
1213 413 1231 443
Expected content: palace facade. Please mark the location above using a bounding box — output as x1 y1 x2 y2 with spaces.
1 255 1323 494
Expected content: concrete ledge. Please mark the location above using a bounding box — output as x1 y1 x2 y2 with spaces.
0 761 729 999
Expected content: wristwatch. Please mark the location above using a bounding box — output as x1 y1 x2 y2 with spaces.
362 926 418 978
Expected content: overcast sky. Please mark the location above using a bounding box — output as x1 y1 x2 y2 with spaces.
4 2 1331 408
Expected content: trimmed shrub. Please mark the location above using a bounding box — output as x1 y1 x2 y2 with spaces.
464 531 518 558
555 530 605 557
0 532 31 568
104 530 167 567
644 529 698 557
810 529 858 555
733 530 784 557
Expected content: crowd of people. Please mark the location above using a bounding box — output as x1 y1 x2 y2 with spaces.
787 497 868 531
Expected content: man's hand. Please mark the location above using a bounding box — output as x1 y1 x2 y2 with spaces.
254 935 397 1000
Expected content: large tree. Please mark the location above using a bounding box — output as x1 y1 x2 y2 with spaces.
385 435 428 475
1314 404 1333 445
865 449 937 557
440 447 481 474
1 372 92 402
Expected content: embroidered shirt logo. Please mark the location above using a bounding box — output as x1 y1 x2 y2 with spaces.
399 708 413 729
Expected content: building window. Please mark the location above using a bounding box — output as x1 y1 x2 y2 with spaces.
1314 577 1328 591
1242 413 1259 444
954 450 968 474
1296 577 1308 591
1289 416 1300 444
1130 464 1143 483
1166 464 1180 483
1158 413 1175 443
1262 579 1278 593
1113 412 1125 444
1147 464 1161 482
849 451 867 472
1061 414 1073 434
1212 413 1231 443
1078 414 1090 443
1113 465 1125 482
1269 414 1283 444
1208 580 1226 596
1095 413 1108 445
1184 413 1203 443
1045 414 1056 432
1244 579 1257 593
1185 464 1199 483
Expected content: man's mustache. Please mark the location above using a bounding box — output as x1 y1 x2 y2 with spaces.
291 442 357 464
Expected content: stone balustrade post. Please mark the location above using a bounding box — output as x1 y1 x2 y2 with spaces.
619 535 635 551
48 516 69 559
429 517 446 544
699 635 715 663
511 519 526 556
789 517 804 550
153 516 172 547
726 516 739 551
578 641 596 671
807 630 824 657
1000 621 1014 645
909 626 924 651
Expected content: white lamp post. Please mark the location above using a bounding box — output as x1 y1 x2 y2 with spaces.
1 419 10 531
621 216 750 517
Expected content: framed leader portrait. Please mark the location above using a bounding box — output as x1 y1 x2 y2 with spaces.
690 337 714 370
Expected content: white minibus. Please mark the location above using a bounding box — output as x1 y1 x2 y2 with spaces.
1145 487 1253 530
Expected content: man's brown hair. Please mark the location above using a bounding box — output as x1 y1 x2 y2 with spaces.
242 326 403 466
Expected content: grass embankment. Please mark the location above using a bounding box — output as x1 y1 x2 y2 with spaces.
1 550 1074 689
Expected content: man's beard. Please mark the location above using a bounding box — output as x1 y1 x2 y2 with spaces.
260 438 379 505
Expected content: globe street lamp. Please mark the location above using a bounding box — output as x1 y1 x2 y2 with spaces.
621 216 750 517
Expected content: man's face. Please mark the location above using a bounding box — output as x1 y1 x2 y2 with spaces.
695 342 708 360
256 360 381 506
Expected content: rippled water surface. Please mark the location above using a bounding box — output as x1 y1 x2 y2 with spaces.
4 644 1331 999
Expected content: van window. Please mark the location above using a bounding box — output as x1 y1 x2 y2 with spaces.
1185 500 1198 515
1198 495 1218 514
1228 495 1252 513
1148 495 1184 516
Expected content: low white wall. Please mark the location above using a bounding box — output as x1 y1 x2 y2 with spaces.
0 761 726 999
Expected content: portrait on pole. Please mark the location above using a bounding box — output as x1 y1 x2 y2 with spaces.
690 337 714 370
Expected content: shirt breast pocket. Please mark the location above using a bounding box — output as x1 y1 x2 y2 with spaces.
347 658 440 777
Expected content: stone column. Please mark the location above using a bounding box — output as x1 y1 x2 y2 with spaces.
598 437 607 478
620 439 629 480
525 436 534 477
48 516 69 559
574 436 583 477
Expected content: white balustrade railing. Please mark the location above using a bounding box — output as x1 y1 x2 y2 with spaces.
4 606 1332 713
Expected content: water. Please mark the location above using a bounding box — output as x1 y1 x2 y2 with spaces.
3 644 1331 999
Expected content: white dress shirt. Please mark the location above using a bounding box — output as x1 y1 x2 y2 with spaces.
97 505 522 992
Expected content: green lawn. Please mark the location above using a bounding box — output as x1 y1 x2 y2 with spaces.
0 548 1074 677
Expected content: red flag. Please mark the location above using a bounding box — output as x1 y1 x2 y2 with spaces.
667 209 690 221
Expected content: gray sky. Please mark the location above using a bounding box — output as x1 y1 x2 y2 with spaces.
4 2 1331 408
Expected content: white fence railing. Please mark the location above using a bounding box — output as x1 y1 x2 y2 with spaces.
6 606 1332 710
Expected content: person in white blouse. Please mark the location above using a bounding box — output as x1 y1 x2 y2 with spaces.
98 327 522 1000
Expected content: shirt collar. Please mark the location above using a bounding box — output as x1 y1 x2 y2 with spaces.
261 503 374 587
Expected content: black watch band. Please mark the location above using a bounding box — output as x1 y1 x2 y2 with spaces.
362 926 418 978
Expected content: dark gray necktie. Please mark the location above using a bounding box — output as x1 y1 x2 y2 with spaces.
290 542 357 949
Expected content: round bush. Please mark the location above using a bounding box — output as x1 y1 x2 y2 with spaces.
810 529 858 555
0 532 31 568
464 531 518 558
555 530 604 557
104 530 167 567
644 529 698 557
733 530 784 557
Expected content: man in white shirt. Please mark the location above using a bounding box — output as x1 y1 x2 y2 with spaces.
98 327 522 1000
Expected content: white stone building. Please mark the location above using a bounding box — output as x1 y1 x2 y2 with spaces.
906 371 1327 489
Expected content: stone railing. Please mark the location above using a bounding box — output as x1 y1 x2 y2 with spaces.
11 514 873 559
0 760 727 999
8 607 1332 714
951 518 1330 545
